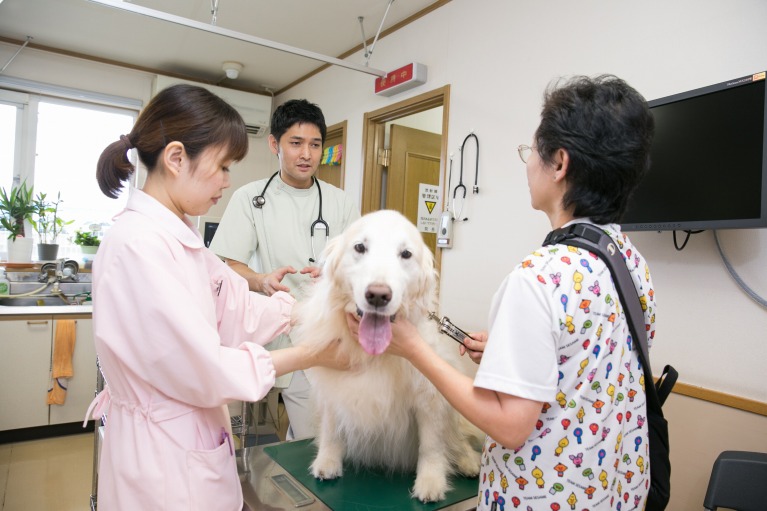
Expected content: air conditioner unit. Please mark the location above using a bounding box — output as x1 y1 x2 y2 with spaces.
153 75 271 137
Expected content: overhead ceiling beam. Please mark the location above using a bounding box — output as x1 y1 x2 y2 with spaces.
87 0 388 78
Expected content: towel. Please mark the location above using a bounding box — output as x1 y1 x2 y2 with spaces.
47 320 76 405
321 144 343 165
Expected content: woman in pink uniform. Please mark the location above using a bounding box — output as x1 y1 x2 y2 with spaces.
90 83 344 510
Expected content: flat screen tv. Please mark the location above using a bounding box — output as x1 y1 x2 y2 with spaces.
621 71 767 231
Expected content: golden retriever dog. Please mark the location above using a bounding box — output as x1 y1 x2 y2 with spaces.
291 210 481 503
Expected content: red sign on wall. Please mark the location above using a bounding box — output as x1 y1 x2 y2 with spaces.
375 63 427 97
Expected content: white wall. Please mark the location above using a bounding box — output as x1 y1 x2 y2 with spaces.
278 0 767 404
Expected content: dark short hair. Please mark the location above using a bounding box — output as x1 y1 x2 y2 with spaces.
270 99 327 144
96 83 248 198
535 75 654 224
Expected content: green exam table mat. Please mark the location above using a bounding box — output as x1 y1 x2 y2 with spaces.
264 438 479 511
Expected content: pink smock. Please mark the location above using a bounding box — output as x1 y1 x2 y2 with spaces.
86 189 294 510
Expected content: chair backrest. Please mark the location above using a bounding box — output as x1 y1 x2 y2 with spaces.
703 450 767 511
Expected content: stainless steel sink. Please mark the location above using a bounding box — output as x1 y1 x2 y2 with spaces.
0 296 76 306
10 282 92 295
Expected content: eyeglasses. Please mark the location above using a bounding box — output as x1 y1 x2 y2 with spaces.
518 144 534 164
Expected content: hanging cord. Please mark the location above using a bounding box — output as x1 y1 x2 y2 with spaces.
713 230 767 308
452 147 467 221
672 229 703 250
445 154 455 219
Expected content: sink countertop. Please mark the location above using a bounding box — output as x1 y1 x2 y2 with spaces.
0 303 93 316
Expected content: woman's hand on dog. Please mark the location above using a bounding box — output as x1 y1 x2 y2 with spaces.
388 316 428 360
311 340 352 371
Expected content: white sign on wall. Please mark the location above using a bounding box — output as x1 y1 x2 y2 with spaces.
417 183 440 234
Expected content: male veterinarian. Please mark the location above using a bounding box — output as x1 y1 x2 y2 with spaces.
210 99 359 440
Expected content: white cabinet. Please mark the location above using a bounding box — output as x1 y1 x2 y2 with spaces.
50 317 97 425
0 314 96 430
0 317 52 430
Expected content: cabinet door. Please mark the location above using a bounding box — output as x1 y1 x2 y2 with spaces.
49 318 97 425
0 318 53 430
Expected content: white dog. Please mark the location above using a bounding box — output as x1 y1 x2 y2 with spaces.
291 210 481 503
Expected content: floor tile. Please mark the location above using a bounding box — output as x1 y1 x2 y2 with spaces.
3 433 93 511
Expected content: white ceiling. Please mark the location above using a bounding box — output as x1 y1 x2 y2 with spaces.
0 0 441 95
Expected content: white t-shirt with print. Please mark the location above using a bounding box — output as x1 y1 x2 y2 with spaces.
474 222 657 511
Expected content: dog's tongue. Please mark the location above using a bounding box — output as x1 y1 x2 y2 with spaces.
358 312 392 355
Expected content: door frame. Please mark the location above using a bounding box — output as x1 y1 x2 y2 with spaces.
361 85 450 270
318 120 348 189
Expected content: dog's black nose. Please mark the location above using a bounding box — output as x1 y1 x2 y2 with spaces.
365 284 392 308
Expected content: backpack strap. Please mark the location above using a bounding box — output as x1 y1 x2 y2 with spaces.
655 365 679 406
543 223 665 410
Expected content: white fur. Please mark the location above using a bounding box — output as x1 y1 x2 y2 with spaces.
292 210 481 503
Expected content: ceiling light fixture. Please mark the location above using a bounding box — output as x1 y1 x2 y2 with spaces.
222 61 243 80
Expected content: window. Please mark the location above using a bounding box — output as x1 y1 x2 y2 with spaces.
35 99 135 239
0 83 138 259
0 92 24 193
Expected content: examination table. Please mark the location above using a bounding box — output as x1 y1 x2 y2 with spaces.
240 439 478 511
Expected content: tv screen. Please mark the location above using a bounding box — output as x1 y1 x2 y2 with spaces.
621 71 767 231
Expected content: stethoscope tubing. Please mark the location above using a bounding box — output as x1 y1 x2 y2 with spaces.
252 171 329 263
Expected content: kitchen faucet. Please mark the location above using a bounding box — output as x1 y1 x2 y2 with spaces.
39 259 80 283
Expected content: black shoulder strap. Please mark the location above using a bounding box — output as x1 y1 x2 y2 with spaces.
543 223 669 409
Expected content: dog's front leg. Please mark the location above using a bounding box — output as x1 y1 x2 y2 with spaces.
310 407 345 480
412 394 452 502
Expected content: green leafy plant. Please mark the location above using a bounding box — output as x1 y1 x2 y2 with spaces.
73 229 101 247
32 192 73 244
0 181 36 240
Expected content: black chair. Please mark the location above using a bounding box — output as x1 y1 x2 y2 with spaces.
703 450 767 511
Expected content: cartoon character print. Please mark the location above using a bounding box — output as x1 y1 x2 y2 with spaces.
476 224 656 510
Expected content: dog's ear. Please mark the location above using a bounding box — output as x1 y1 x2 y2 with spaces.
413 245 439 315
318 233 345 280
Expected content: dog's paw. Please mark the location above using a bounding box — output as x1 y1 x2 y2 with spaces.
310 456 343 480
412 470 448 503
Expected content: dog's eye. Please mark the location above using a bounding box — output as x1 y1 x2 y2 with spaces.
400 249 412 259
354 243 366 254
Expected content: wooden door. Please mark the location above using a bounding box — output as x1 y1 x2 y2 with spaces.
387 125 441 254
317 121 346 189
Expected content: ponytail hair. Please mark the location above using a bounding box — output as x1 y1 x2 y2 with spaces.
96 83 249 198
97 135 135 199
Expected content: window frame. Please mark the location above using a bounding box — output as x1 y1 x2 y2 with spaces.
0 77 142 245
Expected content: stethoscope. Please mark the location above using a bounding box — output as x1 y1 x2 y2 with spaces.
449 132 480 222
252 171 329 263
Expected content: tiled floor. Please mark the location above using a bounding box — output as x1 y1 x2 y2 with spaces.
0 402 288 511
0 433 94 511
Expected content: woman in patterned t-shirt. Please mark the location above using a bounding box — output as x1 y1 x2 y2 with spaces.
387 75 656 511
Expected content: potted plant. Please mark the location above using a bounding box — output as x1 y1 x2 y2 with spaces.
0 181 36 262
73 229 101 254
32 191 73 260
73 228 101 270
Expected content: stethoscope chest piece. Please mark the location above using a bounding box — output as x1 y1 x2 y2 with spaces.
253 171 279 209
